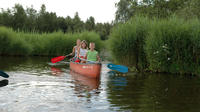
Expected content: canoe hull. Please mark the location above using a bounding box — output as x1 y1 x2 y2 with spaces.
70 70 100 90
70 62 102 78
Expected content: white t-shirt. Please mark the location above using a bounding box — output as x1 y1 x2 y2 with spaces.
79 48 88 57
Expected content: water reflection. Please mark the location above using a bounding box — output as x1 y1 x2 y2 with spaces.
51 67 63 76
70 70 100 91
1 56 200 112
107 73 200 112
0 79 8 87
50 64 100 91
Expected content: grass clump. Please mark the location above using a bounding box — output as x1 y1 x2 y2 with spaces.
108 16 150 71
0 26 102 56
109 15 200 75
145 17 200 74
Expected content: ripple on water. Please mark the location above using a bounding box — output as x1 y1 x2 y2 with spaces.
0 66 114 112
2 57 200 112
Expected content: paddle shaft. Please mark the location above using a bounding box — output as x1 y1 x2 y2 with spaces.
51 54 71 63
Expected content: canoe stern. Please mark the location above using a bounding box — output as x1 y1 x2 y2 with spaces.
70 62 101 78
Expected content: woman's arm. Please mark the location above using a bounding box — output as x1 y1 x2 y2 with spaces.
70 46 75 56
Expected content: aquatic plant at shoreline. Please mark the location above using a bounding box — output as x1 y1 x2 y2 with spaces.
145 17 200 74
0 26 102 56
108 16 150 71
109 16 200 75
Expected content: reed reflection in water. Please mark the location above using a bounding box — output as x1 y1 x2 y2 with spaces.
1 57 200 112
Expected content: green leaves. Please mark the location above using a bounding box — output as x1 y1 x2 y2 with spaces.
109 15 200 75
115 0 199 22
145 17 200 74
109 16 149 70
0 26 102 56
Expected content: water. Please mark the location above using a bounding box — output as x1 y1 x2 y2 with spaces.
0 57 200 112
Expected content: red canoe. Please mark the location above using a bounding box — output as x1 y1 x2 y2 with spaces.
70 61 102 78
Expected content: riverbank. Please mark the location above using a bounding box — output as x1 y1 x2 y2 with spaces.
108 16 200 75
1 15 200 75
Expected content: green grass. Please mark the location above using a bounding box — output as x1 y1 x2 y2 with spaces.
108 16 150 71
0 26 102 56
145 17 200 74
108 16 200 75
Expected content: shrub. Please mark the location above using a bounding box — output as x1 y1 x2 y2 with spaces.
108 16 150 71
0 26 102 56
145 17 200 74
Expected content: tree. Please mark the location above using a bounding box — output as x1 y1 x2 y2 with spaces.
175 0 200 19
0 4 113 40
36 4 59 32
72 12 84 32
0 9 13 27
115 0 194 22
57 17 67 33
12 4 27 30
115 0 138 22
95 23 112 40
25 6 37 32
85 16 95 31
65 16 73 32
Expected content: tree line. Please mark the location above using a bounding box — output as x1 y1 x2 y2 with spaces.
0 4 112 40
115 0 200 22
1 1 200 40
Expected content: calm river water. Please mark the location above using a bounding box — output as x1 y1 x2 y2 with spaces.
0 57 200 112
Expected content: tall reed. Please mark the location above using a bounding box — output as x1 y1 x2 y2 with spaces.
0 26 102 56
145 17 200 74
108 16 150 71
109 15 200 75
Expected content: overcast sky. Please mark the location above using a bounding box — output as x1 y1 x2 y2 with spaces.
0 0 120 23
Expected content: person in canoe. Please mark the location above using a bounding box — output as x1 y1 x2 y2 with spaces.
85 42 100 63
75 40 88 63
70 39 81 61
51 39 81 63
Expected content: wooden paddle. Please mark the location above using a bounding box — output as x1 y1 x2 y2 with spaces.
0 70 9 78
51 54 71 63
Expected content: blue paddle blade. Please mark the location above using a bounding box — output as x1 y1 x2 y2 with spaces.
0 71 9 78
107 63 128 73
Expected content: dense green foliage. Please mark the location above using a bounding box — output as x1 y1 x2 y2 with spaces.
0 26 102 56
145 17 200 74
115 0 200 22
0 4 112 40
109 17 150 71
1 1 200 75
109 16 200 75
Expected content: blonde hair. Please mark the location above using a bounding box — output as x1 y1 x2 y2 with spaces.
90 42 95 46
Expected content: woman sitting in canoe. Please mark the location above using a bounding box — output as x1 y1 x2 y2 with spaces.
75 40 88 63
85 42 100 63
70 39 81 61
